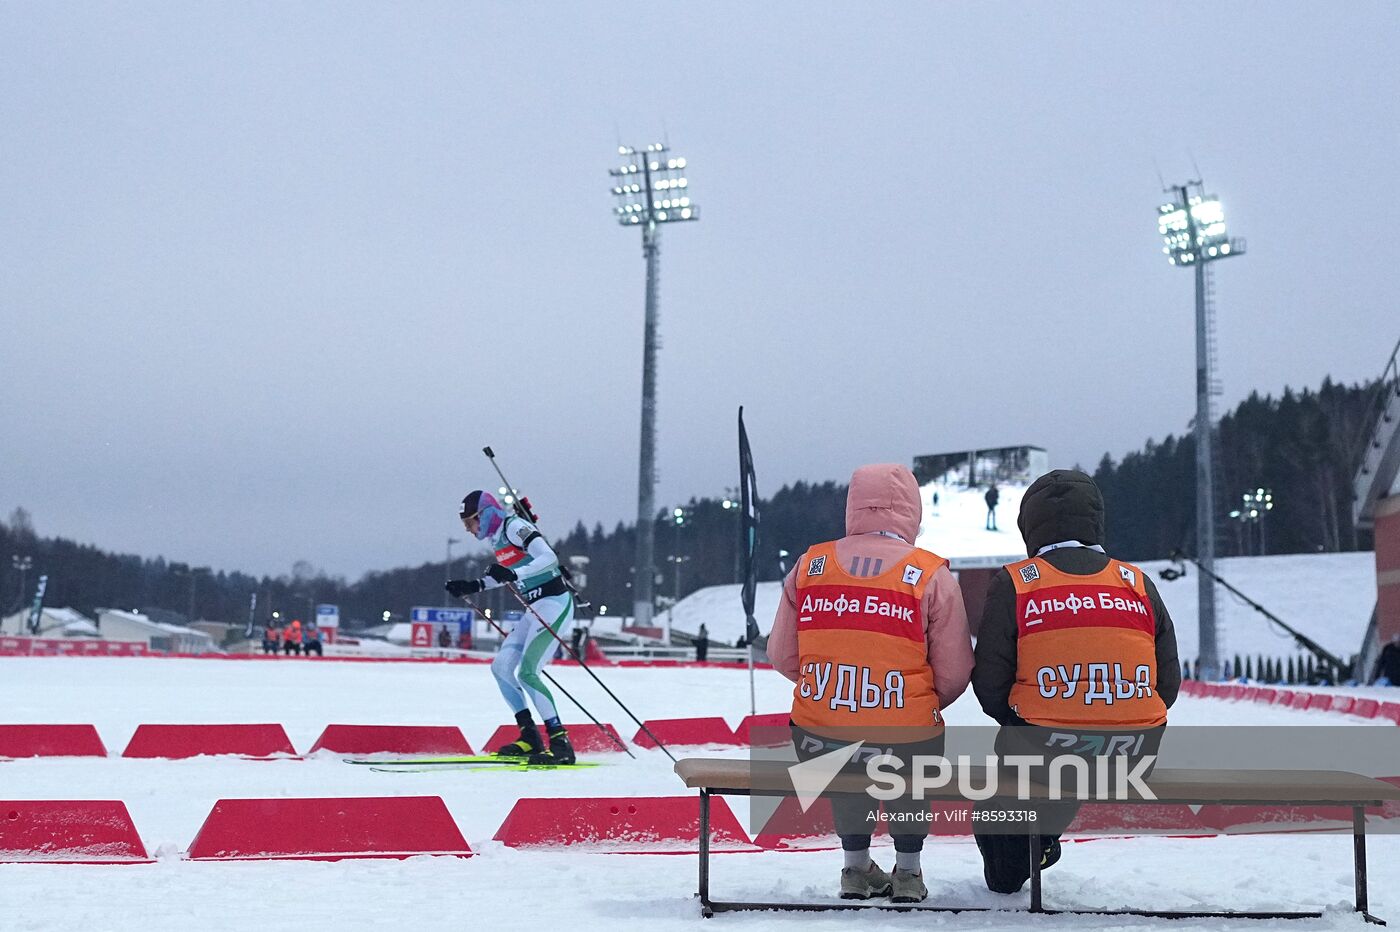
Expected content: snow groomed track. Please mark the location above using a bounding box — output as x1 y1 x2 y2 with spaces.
2 656 1399 930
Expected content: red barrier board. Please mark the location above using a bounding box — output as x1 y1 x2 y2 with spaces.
1330 695 1357 715
122 724 297 759
306 724 474 756
0 724 107 758
186 796 471 861
1378 703 1400 725
752 795 843 850
1195 802 1354 834
0 800 150 863
493 795 757 852
1065 803 1210 836
482 723 626 754
632 717 740 748
1353 699 1381 718
0 637 31 656
0 637 147 657
749 795 961 849
733 713 790 747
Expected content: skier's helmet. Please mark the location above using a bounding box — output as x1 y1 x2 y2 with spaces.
460 490 506 540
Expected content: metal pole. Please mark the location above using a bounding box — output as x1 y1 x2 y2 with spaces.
634 210 661 629
445 537 458 593
1183 184 1219 681
1353 806 1369 916
747 640 756 716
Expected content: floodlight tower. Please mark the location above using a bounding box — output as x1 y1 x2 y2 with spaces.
1157 181 1245 681
609 143 699 628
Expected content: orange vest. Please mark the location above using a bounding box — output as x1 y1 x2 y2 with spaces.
791 541 946 741
1007 556 1167 729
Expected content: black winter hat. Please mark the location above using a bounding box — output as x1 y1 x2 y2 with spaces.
1017 469 1105 557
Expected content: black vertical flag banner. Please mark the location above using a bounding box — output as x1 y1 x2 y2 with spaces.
244 592 258 639
738 407 761 644
26 575 48 634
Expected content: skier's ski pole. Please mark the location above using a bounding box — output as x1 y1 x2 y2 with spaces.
481 445 591 608
502 586 677 763
457 595 635 758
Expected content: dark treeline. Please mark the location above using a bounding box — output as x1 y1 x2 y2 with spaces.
1094 377 1376 561
0 378 1378 629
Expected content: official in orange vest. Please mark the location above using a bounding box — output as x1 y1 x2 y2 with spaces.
284 619 303 655
770 463 973 903
971 469 1180 894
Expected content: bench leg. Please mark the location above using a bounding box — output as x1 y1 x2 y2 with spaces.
1028 832 1043 913
699 790 712 918
1353 805 1384 924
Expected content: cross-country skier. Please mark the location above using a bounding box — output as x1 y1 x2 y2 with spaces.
445 490 576 765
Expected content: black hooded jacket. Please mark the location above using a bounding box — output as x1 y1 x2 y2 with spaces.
971 469 1181 725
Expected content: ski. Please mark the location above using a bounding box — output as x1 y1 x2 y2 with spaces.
344 755 515 766
344 755 599 768
367 760 604 773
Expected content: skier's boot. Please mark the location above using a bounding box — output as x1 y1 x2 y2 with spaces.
528 728 576 765
839 861 893 900
494 710 544 758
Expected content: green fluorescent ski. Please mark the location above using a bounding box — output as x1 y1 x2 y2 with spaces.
344 755 523 766
344 755 600 767
368 761 604 773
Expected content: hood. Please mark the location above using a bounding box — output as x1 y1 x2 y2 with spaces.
845 464 922 543
1017 469 1105 556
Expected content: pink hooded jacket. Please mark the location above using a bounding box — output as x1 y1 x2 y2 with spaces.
768 463 974 709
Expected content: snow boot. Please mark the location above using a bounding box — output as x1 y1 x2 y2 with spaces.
1039 836 1061 871
839 862 893 900
976 831 1030 894
527 728 576 765
891 868 928 904
495 712 544 758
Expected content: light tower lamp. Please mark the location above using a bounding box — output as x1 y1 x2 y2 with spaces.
608 142 699 628
1157 181 1245 681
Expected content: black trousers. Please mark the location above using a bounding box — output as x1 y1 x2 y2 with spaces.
974 723 1164 893
792 725 945 854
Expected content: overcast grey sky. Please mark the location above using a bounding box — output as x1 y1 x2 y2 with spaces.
2 3 1396 580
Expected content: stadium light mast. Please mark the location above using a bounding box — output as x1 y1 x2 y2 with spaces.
609 142 699 628
1157 181 1245 681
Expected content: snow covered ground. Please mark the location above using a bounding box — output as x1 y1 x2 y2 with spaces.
2 656 1398 930
1141 552 1375 665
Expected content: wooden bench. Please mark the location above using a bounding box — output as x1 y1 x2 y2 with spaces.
674 757 1400 922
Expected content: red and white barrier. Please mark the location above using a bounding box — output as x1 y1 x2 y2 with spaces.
493 795 757 852
0 800 150 863
733 713 790 747
632 717 741 749
0 724 107 758
481 722 627 754
186 796 471 861
0 637 147 657
305 724 474 757
122 724 297 759
1183 681 1400 723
